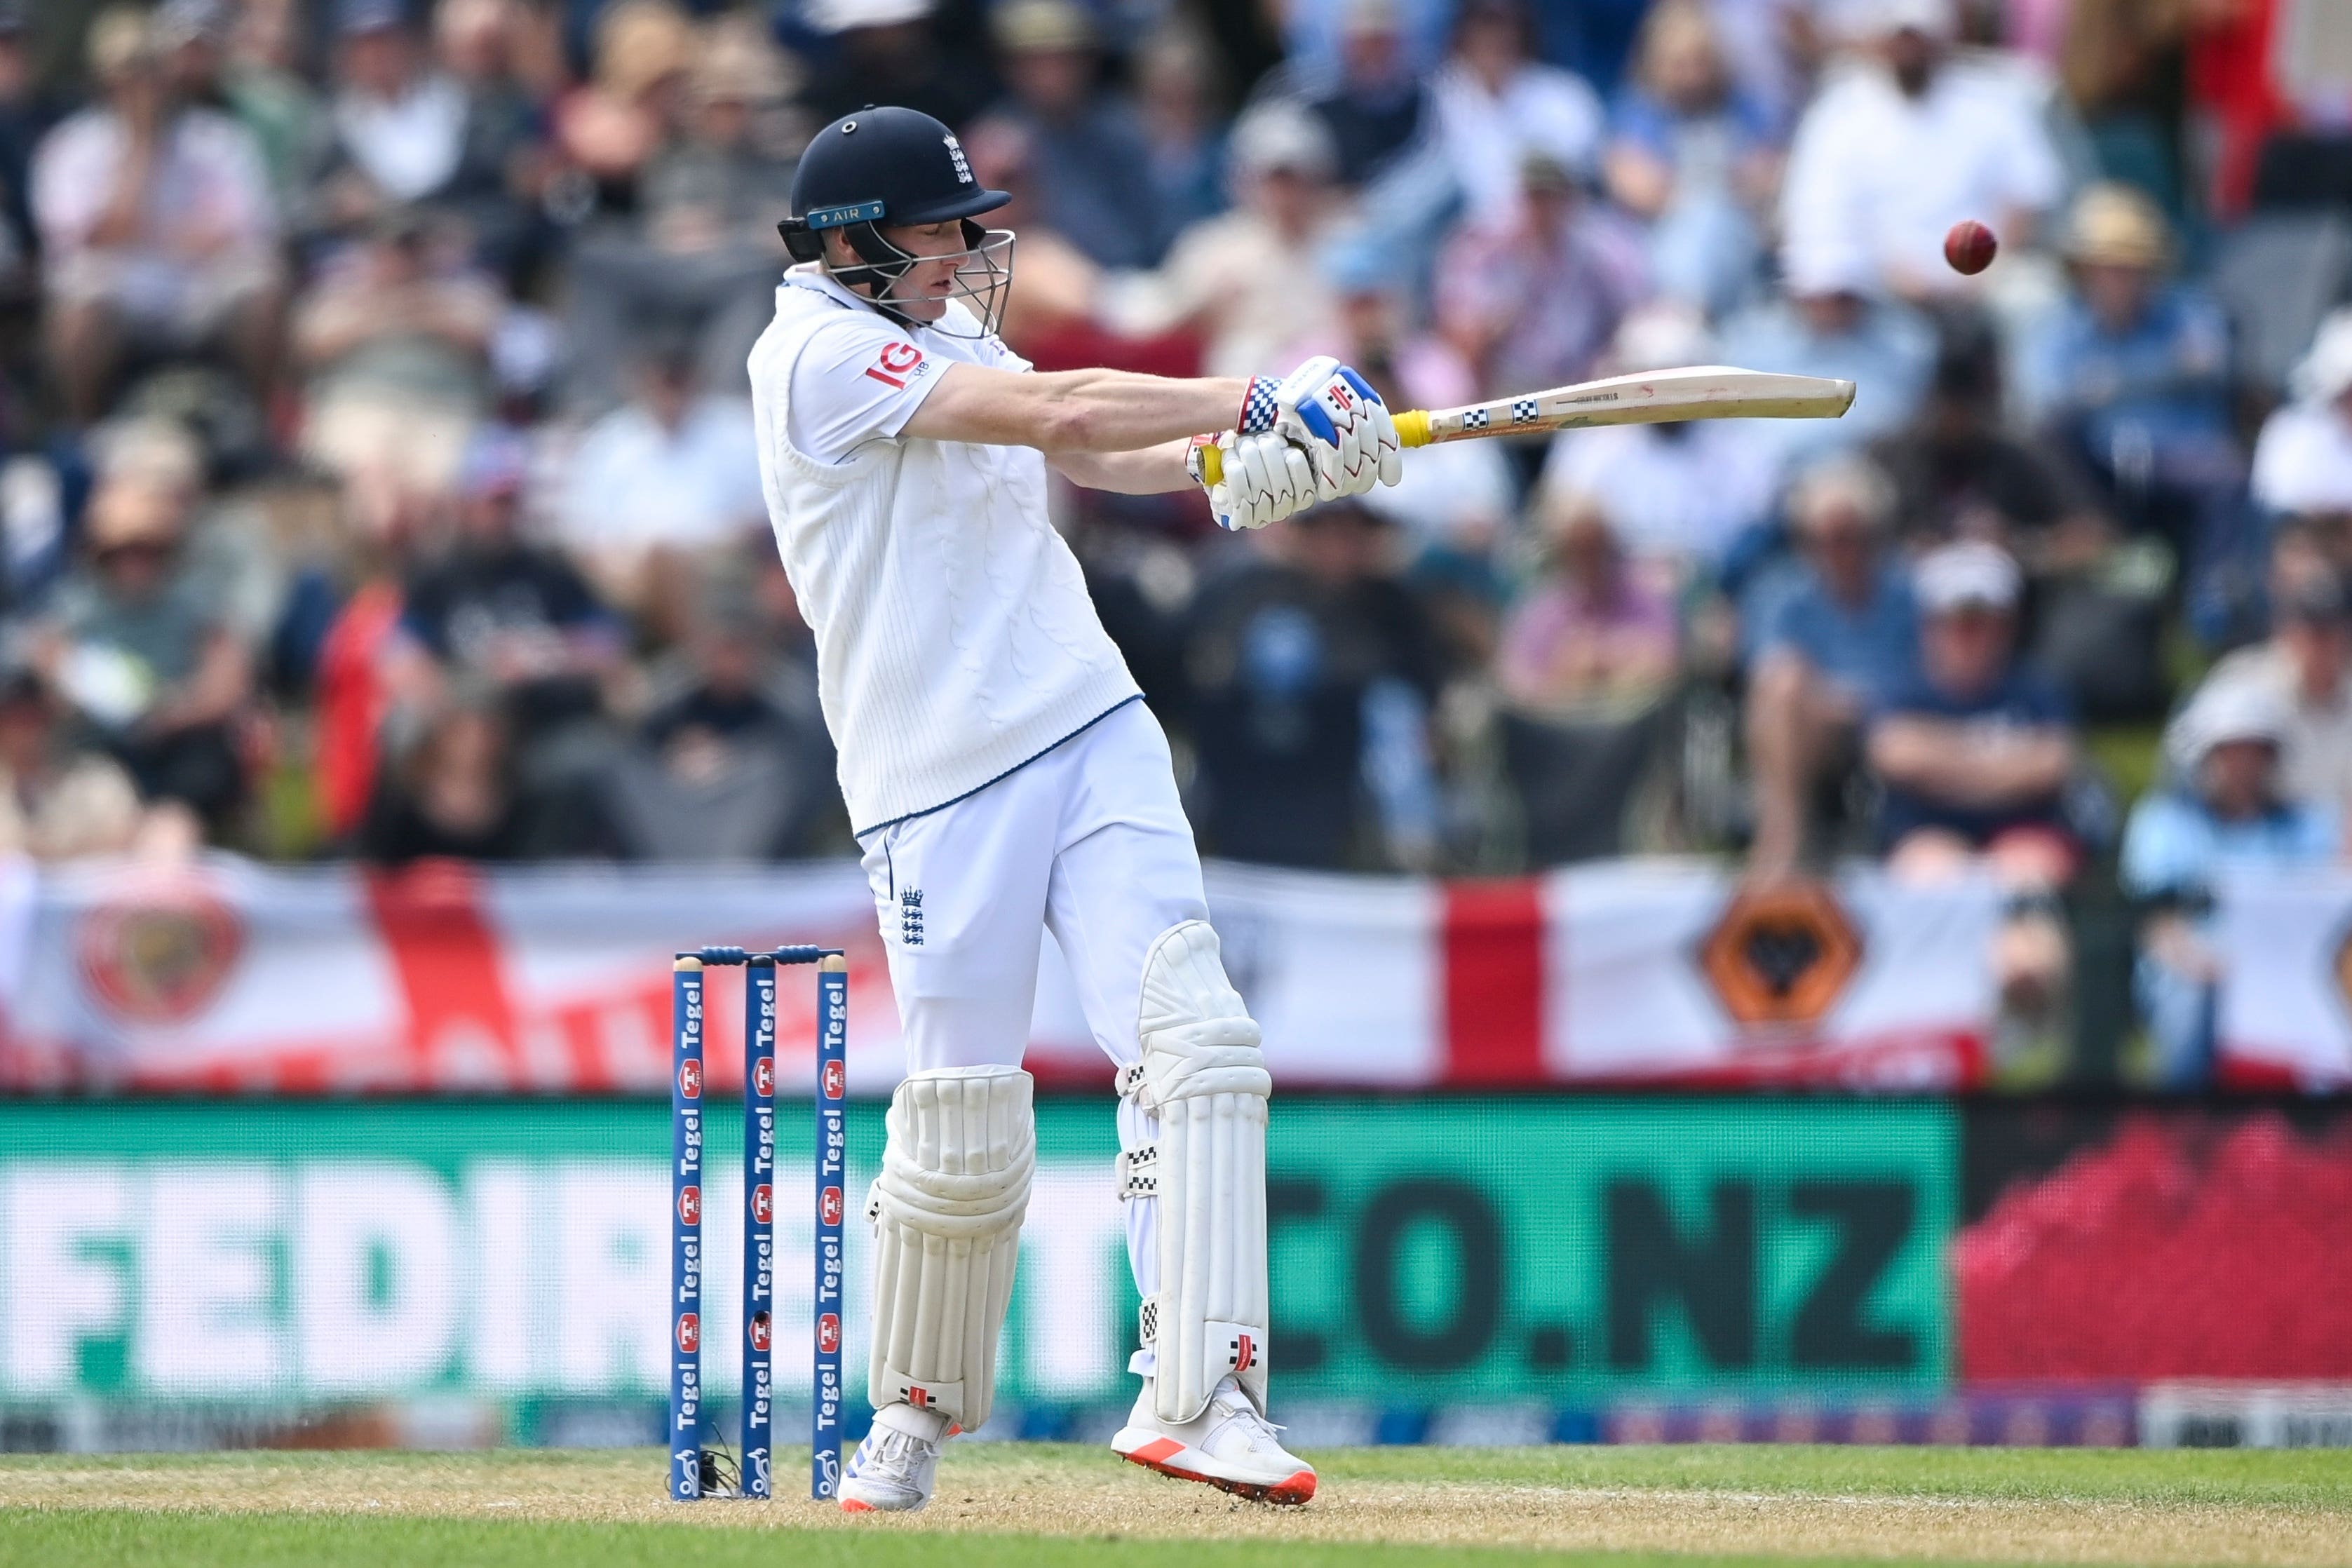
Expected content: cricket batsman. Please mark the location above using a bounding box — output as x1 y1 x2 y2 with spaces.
749 106 1400 1511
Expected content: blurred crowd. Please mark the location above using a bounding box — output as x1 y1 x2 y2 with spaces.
0 0 2349 1083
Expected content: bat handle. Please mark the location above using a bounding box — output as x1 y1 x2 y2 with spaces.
1194 410 1431 489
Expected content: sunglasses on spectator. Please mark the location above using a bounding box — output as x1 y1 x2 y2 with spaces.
93 541 175 565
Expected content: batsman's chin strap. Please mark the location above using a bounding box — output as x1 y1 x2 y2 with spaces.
779 213 991 332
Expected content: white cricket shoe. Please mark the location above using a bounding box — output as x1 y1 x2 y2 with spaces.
839 1400 950 1513
1111 1375 1316 1504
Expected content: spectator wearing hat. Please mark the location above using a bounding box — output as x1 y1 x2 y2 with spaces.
549 0 691 217
2252 310 2352 524
1742 455 1917 877
1867 541 2082 1076
32 4 283 423
2196 569 2352 822
34 466 258 832
2022 184 2242 598
1433 148 1649 413
982 0 1169 271
309 0 472 232
1307 0 1433 189
1603 0 1779 317
561 13 797 413
1097 101 1348 382
293 206 501 535
1865 541 2080 881
1716 243 1935 480
1778 0 2063 302
2123 678 2339 1087
1428 0 1604 229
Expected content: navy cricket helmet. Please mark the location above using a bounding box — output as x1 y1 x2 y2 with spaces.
780 107 1015 337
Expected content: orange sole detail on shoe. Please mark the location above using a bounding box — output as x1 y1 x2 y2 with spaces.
1119 1446 1316 1506
839 1499 877 1513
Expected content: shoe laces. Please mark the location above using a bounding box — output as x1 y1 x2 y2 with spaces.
1207 1378 1288 1454
856 1421 937 1478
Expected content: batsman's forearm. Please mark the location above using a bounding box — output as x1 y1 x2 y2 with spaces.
1030 370 1249 453
1047 439 1196 494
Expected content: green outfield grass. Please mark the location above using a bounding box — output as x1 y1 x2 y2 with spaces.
1 1444 2346 1568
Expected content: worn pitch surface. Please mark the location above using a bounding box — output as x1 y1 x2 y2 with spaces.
2 1444 2348 1567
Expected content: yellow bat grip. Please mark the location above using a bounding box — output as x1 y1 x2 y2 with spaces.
1196 410 1431 489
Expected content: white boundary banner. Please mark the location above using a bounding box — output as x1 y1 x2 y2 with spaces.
0 856 2000 1093
2213 870 2352 1089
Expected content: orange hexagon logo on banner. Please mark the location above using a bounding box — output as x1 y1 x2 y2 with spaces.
1698 881 1864 1029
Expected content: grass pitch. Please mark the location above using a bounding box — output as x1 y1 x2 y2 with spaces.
1 1444 2347 1568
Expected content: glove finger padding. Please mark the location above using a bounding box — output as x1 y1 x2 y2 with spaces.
1232 433 1310 528
1191 431 1315 530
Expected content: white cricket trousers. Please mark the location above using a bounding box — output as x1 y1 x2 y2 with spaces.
856 697 1205 1367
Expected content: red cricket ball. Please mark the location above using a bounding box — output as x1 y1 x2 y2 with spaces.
1944 219 1998 276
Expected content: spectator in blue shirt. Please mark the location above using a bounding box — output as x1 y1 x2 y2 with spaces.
1869 541 2082 1076
1306 0 1431 189
1604 0 1779 317
982 0 1171 271
1744 455 1917 876
1867 543 2080 879
2122 678 2340 1088
2020 184 2248 638
2022 184 2235 474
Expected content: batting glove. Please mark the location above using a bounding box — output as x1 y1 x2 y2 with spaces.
1257 356 1403 501
1189 431 1316 531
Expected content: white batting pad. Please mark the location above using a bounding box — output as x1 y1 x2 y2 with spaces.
865 1065 1034 1431
1121 921 1272 1423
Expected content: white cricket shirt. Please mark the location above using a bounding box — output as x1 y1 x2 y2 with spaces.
747 266 1140 834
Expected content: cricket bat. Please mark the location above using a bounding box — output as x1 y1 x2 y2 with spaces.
1198 366 1856 485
